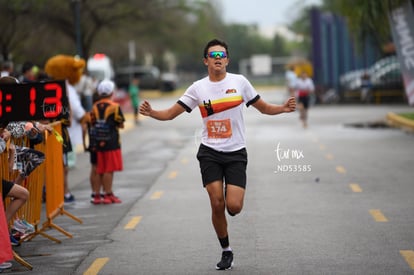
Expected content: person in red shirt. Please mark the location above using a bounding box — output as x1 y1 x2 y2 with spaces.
294 71 315 128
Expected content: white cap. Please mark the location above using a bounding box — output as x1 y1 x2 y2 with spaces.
97 79 115 96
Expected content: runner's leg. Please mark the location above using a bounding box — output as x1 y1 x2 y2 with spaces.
225 184 245 216
5 184 29 222
205 180 227 238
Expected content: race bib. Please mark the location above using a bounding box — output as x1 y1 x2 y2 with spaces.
207 119 232 139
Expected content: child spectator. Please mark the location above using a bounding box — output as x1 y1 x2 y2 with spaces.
90 80 125 204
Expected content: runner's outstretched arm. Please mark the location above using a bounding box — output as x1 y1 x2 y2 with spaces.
252 97 296 115
139 101 186 121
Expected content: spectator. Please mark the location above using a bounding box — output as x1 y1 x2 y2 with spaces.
1 61 14 77
90 80 125 204
294 71 315 128
128 76 140 124
285 64 297 97
44 55 88 203
19 61 37 83
75 72 95 112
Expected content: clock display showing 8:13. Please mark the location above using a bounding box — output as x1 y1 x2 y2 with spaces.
0 80 69 122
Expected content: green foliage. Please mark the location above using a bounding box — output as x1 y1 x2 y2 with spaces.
400 112 414 120
0 0 315 76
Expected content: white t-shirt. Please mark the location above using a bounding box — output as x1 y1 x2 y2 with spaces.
178 73 259 152
294 77 315 96
67 81 86 147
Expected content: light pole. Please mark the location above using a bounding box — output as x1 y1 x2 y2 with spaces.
72 0 82 57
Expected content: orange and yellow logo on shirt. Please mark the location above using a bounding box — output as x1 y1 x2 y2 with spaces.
198 95 243 118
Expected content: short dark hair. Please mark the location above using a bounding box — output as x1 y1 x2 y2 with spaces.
203 39 229 58
21 61 34 74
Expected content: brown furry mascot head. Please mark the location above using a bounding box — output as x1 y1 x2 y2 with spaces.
44 55 85 85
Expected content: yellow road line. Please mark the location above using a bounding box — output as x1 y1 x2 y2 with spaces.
168 171 178 179
400 250 414 270
124 216 142 230
349 183 362 193
150 191 164 200
336 166 346 174
369 209 388 222
325 153 334 160
83 257 109 275
319 144 326 150
181 158 189 164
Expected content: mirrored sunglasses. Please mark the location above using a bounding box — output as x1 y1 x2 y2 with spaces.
207 51 227 58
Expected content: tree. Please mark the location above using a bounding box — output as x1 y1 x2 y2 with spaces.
288 4 316 58
0 0 41 61
0 0 312 79
321 0 410 52
0 0 206 66
271 34 288 57
36 0 157 60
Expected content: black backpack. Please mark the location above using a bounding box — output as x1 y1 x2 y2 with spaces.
91 103 118 148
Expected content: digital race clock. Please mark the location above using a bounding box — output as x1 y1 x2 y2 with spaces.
0 80 69 122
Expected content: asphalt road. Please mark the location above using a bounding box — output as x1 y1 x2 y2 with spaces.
8 89 414 275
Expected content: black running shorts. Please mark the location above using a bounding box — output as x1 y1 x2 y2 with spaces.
298 95 310 109
196 144 247 188
2 179 14 200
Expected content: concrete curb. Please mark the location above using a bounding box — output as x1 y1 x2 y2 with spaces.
386 112 414 132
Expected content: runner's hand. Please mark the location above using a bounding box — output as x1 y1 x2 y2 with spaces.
283 97 296 113
139 100 153 116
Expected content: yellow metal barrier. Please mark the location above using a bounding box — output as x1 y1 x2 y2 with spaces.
36 124 82 242
1 123 83 269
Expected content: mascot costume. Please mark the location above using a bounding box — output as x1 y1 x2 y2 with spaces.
44 55 87 202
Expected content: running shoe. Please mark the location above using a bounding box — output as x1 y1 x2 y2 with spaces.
20 219 35 234
64 193 75 203
10 233 20 246
104 193 122 204
12 229 24 240
13 219 34 234
90 193 105 203
90 193 95 203
102 194 112 204
92 194 102 205
12 220 27 234
216 251 233 270
0 262 12 270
